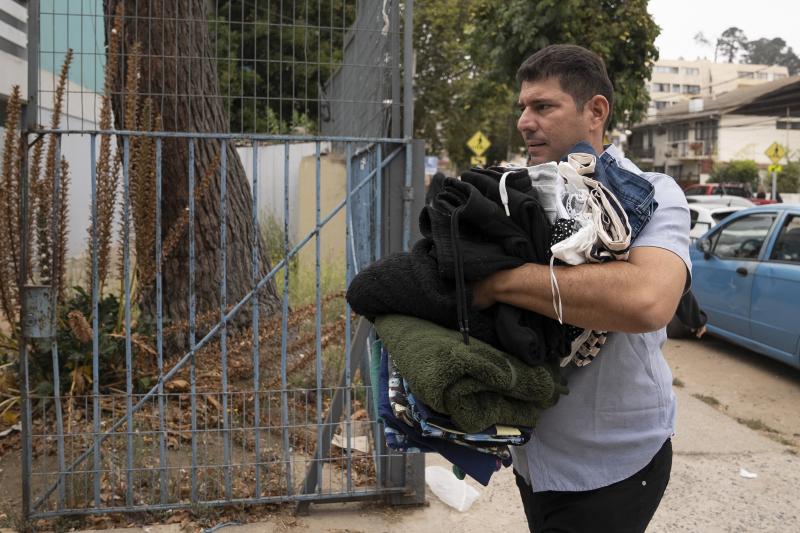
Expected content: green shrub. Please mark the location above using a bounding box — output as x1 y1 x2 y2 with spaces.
711 159 759 186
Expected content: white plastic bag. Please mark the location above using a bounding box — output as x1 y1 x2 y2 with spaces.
425 465 480 512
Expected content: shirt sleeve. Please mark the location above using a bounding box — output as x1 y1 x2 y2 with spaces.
631 173 692 288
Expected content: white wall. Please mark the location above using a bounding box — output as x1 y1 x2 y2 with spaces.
718 114 800 164
237 141 331 243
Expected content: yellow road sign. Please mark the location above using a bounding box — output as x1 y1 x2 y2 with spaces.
470 155 487 167
467 131 491 156
768 164 783 173
765 142 786 164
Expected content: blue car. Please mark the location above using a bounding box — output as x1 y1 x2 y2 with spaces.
690 204 800 369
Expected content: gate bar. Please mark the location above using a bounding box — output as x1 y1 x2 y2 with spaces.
250 140 262 499
122 136 134 507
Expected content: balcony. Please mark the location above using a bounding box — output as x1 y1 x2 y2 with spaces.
629 145 655 161
664 140 716 160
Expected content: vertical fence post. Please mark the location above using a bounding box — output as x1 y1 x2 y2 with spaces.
188 139 199 503
219 140 232 500
122 136 134 507
20 0 40 515
49 134 66 509
314 141 323 494
89 134 101 509
401 0 415 252
251 140 261 499
155 138 167 503
280 142 293 495
344 143 353 493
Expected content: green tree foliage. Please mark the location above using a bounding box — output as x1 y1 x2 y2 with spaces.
777 162 800 193
211 0 355 133
711 160 760 186
414 0 517 170
473 0 660 127
415 0 660 170
744 37 800 75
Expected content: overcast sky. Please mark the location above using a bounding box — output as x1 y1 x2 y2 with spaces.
648 0 800 61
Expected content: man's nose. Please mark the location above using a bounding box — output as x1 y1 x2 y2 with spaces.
517 109 536 134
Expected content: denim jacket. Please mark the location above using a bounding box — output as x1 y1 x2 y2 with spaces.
564 141 657 239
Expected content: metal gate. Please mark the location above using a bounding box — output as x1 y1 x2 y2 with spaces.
17 0 424 519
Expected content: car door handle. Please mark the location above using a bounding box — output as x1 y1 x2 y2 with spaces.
736 266 749 277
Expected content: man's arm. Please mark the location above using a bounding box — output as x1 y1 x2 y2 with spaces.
471 246 686 333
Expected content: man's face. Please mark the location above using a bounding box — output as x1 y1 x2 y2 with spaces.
517 77 595 165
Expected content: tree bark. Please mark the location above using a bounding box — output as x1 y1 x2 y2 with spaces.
104 0 280 345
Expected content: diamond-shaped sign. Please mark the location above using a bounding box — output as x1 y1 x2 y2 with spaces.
764 142 786 164
467 131 491 156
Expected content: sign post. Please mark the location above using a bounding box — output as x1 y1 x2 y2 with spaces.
467 131 491 167
764 142 786 201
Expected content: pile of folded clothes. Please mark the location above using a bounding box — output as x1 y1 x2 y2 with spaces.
347 142 656 484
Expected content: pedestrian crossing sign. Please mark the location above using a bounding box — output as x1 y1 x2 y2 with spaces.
764 142 786 164
467 131 491 156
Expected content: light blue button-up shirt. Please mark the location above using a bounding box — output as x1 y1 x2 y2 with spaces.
511 145 691 492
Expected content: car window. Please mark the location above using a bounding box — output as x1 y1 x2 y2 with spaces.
711 186 722 195
689 208 699 229
684 186 705 196
722 186 748 197
769 215 800 263
711 210 736 223
712 213 776 260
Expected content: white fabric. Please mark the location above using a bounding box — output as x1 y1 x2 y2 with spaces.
499 171 512 217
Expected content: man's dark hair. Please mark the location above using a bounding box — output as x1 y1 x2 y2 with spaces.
517 44 614 117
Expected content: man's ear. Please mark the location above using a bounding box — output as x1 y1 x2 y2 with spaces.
585 95 610 131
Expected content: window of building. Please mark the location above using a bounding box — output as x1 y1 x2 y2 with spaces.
671 84 681 92
654 66 679 74
654 101 670 110
737 71 755 79
756 72 770 80
695 120 718 141
682 84 701 94
776 120 800 130
683 67 700 76
652 83 670 92
667 165 684 179
668 123 689 142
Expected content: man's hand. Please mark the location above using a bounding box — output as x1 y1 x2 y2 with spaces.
470 277 496 311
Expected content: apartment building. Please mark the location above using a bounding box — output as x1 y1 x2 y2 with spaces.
630 76 800 183
0 0 103 257
648 59 789 116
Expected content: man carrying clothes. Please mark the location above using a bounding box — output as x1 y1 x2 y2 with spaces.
472 45 691 532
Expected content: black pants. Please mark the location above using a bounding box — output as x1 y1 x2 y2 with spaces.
514 439 672 533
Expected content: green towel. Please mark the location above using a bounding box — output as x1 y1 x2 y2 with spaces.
374 314 567 433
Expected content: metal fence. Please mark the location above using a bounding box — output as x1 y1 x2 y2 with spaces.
18 0 424 519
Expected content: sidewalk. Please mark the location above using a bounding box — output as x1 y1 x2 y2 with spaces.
6 386 799 532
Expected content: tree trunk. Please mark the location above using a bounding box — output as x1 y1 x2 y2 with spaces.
104 0 280 345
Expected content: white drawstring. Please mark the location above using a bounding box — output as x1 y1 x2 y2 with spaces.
499 171 512 217
549 255 563 325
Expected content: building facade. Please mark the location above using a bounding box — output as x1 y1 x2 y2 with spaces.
630 76 800 184
648 59 789 116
